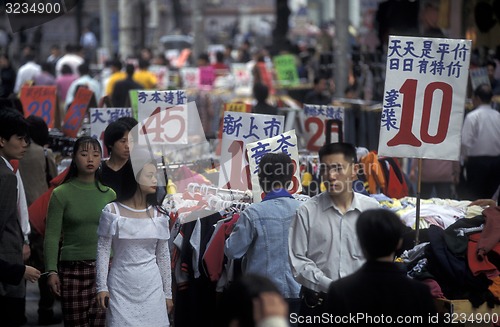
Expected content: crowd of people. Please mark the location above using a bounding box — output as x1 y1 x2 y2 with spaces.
0 20 499 327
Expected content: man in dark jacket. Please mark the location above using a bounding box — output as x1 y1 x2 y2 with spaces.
325 209 437 326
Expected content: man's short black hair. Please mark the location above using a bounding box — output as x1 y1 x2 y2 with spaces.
125 64 135 77
26 115 49 146
116 116 138 130
474 84 493 103
78 62 90 76
253 82 269 103
0 108 29 141
138 58 150 69
258 152 293 193
356 209 405 260
103 121 130 153
318 142 357 163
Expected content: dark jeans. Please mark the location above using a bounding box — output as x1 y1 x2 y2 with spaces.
28 228 57 318
0 296 26 327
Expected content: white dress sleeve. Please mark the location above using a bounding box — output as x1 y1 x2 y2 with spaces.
96 204 115 293
96 235 112 293
156 213 172 299
156 238 172 299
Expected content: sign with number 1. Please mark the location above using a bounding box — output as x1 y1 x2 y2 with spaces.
378 36 471 160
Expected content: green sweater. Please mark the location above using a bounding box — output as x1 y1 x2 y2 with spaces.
44 179 116 272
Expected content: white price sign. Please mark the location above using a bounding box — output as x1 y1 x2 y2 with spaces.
378 36 471 160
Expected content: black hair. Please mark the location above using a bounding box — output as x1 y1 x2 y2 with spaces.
138 58 150 69
318 142 357 163
78 62 90 75
62 136 109 193
258 152 293 193
198 53 210 64
487 60 497 69
125 63 135 77
103 121 130 153
118 147 167 214
61 64 73 75
356 209 405 260
474 84 493 103
313 76 325 85
253 82 269 103
26 115 49 146
215 51 224 63
116 116 138 130
111 59 123 71
0 107 29 141
217 274 281 327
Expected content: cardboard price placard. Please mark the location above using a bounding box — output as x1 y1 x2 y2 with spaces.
62 87 95 138
20 85 57 128
378 36 471 160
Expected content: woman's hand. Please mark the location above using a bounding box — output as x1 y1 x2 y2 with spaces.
97 291 110 310
47 273 61 297
166 299 174 314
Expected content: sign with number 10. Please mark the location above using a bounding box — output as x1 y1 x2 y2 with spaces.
378 36 471 161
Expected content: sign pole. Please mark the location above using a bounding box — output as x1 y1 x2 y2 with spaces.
415 158 422 245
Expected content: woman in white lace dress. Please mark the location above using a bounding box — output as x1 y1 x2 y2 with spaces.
95 153 173 327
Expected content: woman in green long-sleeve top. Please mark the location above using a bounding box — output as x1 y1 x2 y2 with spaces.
44 136 115 327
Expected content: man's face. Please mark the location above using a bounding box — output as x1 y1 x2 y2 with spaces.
320 153 357 196
0 134 29 161
111 131 130 161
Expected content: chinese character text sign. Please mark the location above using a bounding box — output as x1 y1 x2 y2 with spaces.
378 36 471 160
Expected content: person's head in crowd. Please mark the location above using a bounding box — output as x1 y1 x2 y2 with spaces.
151 53 169 66
78 62 90 76
218 274 286 327
486 60 497 82
116 116 138 130
65 44 75 54
110 59 123 73
0 53 12 68
253 82 269 104
62 136 108 190
258 152 293 194
356 209 405 261
49 44 60 56
140 47 153 62
39 62 54 74
26 115 49 147
215 51 225 64
125 63 135 78
120 146 166 210
197 53 210 67
318 142 358 196
138 58 150 70
0 108 30 161
60 64 73 76
313 76 327 94
473 83 493 106
344 85 358 99
104 120 131 161
0 96 24 115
